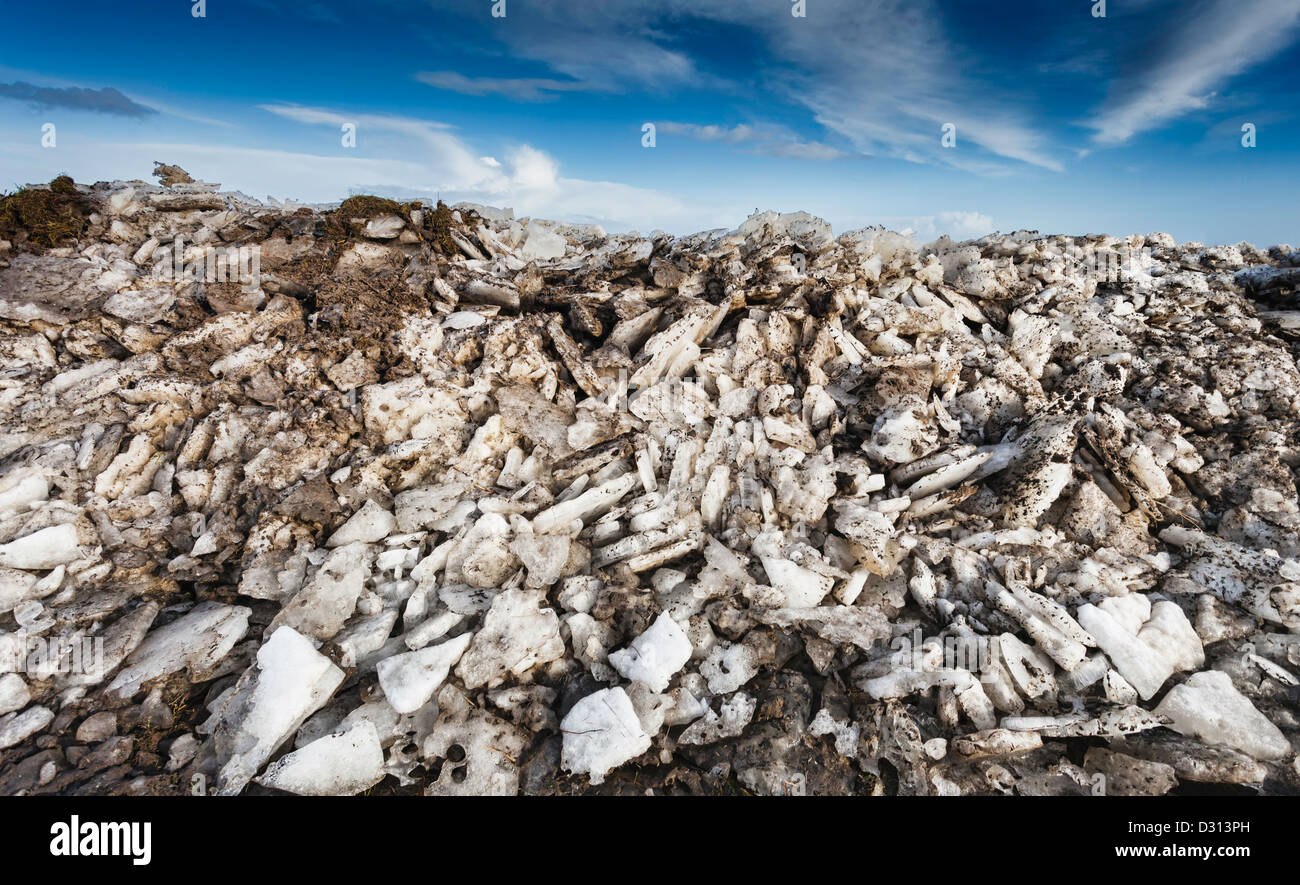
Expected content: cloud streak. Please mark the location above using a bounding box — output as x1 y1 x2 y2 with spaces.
657 121 849 160
416 71 607 102
0 81 157 117
440 0 1064 173
1088 0 1300 144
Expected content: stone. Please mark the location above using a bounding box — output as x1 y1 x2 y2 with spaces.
75 712 118 743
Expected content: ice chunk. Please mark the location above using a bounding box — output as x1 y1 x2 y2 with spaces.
255 720 385 795
443 310 486 330
394 483 467 533
453 513 516 588
107 602 251 698
1137 601 1204 673
455 586 564 690
560 687 651 784
1076 603 1172 700
212 627 346 795
422 686 530 795
0 474 48 517
759 556 833 608
1154 670 1291 761
510 531 576 588
608 612 693 692
862 402 937 465
0 704 52 750
809 707 861 757
678 692 757 745
520 222 567 260
532 472 639 534
167 734 200 772
327 499 395 546
1099 594 1150 635
377 632 473 714
0 567 40 615
700 640 761 694
0 524 82 570
269 543 367 641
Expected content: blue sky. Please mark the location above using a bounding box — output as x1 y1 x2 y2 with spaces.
1 0 1297 243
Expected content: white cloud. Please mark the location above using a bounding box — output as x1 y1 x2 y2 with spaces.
745 0 1063 172
658 121 848 160
505 144 560 192
658 122 760 144
935 210 996 239
253 105 729 232
1088 0 1300 144
508 30 703 92
260 104 499 192
889 210 996 242
457 0 1062 173
416 71 605 102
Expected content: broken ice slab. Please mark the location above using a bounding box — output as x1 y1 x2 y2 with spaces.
255 720 385 796
560 687 651 785
107 602 250 699
607 612 693 693
211 627 345 795
1154 670 1291 761
377 633 472 714
0 524 84 570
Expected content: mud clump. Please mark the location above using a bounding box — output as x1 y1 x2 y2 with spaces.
428 201 458 255
48 175 79 196
0 176 94 250
152 162 195 188
337 195 404 218
325 195 470 257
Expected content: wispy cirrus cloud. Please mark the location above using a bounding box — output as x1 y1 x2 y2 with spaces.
0 81 157 117
260 103 500 191
416 71 608 102
725 0 1063 172
657 121 849 160
1088 0 1300 145
436 0 1063 173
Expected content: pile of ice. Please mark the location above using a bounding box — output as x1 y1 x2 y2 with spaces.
0 166 1297 796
